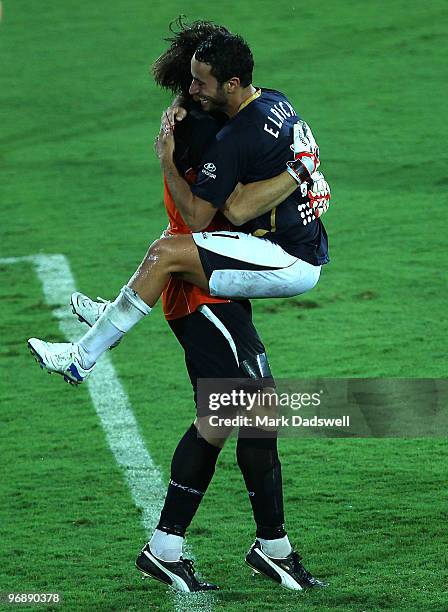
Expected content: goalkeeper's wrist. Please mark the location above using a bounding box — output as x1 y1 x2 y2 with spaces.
286 158 312 184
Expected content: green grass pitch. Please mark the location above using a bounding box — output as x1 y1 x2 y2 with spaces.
1 1 447 610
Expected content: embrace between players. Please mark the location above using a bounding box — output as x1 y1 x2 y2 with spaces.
29 27 330 384
28 19 331 592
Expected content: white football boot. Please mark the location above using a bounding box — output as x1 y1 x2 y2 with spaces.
70 292 109 327
28 338 94 385
70 291 121 349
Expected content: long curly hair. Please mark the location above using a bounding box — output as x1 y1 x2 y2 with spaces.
152 16 230 96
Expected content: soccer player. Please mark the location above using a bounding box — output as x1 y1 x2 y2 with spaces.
60 20 328 592
28 30 330 387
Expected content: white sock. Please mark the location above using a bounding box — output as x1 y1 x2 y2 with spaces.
78 285 151 367
258 535 292 559
78 319 122 368
149 529 184 562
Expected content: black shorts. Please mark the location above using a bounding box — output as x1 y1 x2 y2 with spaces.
168 301 274 415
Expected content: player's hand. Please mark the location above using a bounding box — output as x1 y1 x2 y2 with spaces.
160 108 176 136
161 105 187 134
155 130 174 162
165 105 187 125
286 120 320 183
155 110 175 161
307 171 331 218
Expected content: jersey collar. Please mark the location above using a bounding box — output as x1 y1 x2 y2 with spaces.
238 88 261 113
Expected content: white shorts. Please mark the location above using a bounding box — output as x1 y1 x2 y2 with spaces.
193 231 321 299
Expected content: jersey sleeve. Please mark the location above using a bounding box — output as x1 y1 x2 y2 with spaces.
191 128 249 209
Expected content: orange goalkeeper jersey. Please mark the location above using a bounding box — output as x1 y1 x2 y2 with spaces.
161 173 234 320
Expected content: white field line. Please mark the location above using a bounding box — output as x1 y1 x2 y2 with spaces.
1 254 214 612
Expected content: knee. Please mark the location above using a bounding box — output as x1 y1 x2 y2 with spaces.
144 235 191 272
144 236 174 267
195 416 232 449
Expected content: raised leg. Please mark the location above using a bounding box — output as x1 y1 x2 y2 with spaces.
129 234 209 307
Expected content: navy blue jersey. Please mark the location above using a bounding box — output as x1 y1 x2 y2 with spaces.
191 89 329 265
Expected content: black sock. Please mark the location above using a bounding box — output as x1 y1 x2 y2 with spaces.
237 428 286 539
157 423 221 537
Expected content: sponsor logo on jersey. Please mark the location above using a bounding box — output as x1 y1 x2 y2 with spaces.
201 162 217 179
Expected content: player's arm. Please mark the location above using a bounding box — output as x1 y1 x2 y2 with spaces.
222 172 297 226
223 170 331 225
156 126 216 231
223 119 328 225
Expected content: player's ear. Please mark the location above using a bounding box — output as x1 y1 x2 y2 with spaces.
226 77 240 93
